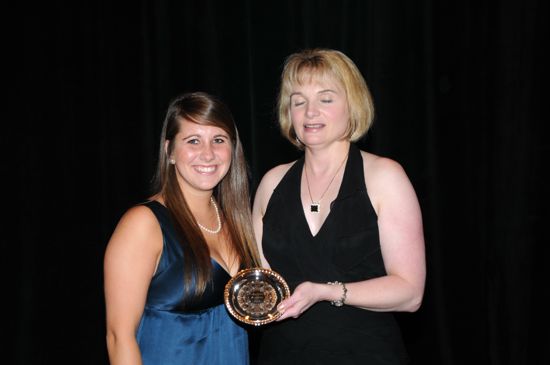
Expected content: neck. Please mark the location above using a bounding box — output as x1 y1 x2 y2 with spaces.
181 190 215 214
304 141 350 175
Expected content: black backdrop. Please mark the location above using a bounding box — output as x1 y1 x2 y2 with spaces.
11 1 547 364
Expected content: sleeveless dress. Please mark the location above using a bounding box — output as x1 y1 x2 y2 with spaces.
258 144 409 365
136 201 249 365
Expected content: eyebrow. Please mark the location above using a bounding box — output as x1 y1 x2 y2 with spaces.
212 134 229 139
182 133 229 140
290 89 337 97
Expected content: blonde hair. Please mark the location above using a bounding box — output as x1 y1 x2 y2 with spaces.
277 48 375 149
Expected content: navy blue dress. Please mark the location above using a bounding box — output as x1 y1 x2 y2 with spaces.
258 144 409 364
136 201 249 365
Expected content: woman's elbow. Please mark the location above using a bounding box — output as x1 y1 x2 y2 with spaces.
406 296 423 312
106 327 131 353
403 287 424 312
106 329 118 353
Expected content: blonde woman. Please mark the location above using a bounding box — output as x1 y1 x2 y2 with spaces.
253 49 426 364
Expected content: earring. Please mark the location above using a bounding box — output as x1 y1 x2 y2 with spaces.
169 158 176 164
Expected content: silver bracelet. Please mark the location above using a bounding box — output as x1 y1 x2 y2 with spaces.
327 281 347 307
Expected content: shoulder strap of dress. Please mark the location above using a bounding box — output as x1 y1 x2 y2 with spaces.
141 200 174 235
339 144 367 198
272 155 305 195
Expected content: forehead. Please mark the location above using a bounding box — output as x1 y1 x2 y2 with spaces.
290 73 344 94
177 118 228 135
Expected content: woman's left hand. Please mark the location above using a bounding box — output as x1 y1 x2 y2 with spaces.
276 281 322 320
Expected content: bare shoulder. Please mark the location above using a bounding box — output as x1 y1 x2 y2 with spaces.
361 151 407 182
107 203 163 253
360 151 416 211
117 204 159 230
260 161 297 188
253 161 297 215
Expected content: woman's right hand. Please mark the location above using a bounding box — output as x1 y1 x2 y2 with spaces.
276 281 327 320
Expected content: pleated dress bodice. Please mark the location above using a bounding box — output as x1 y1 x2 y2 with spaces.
136 201 249 365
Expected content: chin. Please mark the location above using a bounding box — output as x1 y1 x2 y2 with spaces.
196 178 224 191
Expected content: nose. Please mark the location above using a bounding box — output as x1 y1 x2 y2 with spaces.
305 103 319 118
200 143 215 161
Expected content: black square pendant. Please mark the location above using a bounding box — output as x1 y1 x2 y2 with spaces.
310 203 320 213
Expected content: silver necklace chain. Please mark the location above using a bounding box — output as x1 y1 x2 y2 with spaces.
304 153 348 213
197 196 222 234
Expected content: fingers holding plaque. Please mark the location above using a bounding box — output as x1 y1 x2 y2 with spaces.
224 268 290 326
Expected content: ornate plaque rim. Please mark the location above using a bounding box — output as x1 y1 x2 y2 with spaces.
224 267 290 326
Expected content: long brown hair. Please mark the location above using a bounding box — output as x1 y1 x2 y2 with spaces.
153 92 259 306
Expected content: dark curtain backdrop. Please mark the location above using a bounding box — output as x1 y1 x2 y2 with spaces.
11 1 547 364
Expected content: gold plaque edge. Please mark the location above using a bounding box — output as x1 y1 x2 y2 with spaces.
224 267 290 326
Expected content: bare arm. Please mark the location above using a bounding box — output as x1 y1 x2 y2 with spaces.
344 155 425 311
278 155 425 319
104 205 163 365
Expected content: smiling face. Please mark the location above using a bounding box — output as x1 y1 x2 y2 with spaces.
168 118 232 197
289 76 350 148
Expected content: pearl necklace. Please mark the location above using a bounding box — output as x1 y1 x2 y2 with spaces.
197 196 222 234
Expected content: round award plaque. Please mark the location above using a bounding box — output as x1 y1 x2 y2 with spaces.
224 268 290 326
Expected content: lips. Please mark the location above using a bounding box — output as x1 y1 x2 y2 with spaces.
304 123 325 130
194 165 217 173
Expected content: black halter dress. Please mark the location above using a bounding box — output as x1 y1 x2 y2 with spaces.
258 144 409 365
